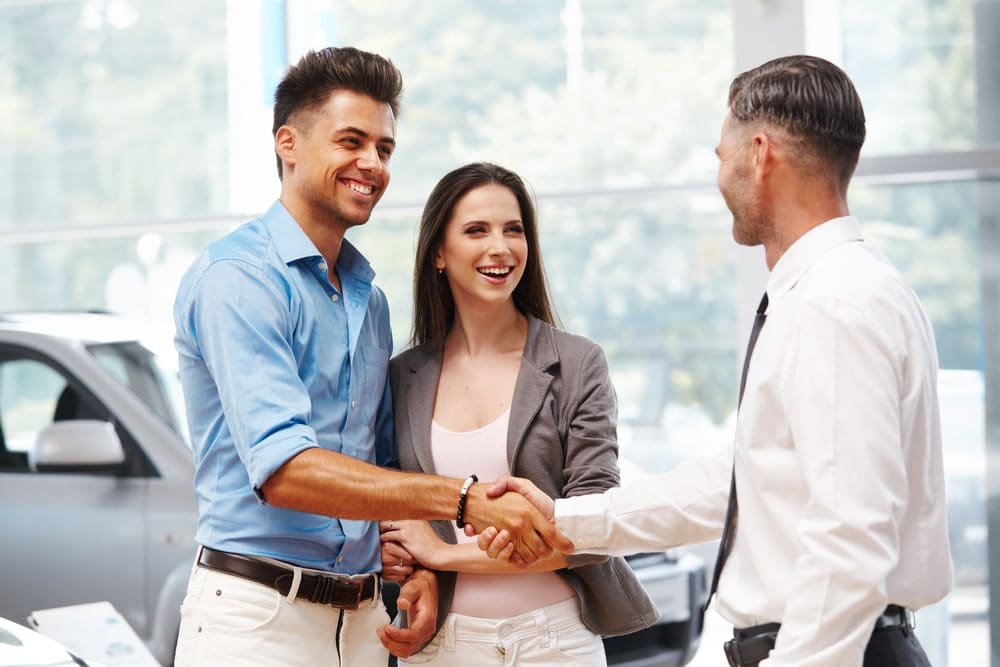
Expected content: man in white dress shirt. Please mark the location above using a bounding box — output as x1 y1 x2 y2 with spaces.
476 55 953 667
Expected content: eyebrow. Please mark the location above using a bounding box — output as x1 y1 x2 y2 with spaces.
336 126 396 147
462 219 523 226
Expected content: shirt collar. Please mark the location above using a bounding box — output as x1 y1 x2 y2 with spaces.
766 216 862 303
262 200 375 282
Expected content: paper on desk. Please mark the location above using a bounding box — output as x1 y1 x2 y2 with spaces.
28 600 160 667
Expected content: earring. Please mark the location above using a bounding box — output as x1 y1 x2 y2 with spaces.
437 268 444 275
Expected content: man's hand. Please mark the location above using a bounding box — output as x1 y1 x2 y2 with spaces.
461 476 570 564
482 475 556 519
464 476 562 565
377 567 438 658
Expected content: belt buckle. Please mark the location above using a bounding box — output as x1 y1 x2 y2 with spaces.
312 574 363 610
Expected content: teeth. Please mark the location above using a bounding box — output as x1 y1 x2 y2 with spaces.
479 267 511 275
347 182 373 195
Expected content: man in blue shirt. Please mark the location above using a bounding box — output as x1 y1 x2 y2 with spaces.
173 47 569 666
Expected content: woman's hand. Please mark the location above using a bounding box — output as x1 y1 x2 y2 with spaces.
380 519 445 570
380 520 418 582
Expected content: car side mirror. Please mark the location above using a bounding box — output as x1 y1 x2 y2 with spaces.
29 420 125 473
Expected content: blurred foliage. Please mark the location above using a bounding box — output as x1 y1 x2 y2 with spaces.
0 0 990 432
843 0 975 155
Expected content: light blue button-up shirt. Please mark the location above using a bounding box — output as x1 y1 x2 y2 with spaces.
174 200 394 574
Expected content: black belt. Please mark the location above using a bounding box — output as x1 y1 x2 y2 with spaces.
723 604 913 667
197 547 379 610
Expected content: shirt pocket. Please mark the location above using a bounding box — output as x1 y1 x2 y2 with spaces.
356 325 390 424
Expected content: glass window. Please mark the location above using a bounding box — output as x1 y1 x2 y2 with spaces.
0 357 66 455
88 341 186 442
0 0 229 231
840 0 979 155
319 0 732 206
322 1 737 475
0 230 215 313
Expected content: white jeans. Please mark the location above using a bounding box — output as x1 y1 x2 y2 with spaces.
174 562 389 666
401 597 606 666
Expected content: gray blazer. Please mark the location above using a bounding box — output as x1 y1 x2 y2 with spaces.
389 315 659 638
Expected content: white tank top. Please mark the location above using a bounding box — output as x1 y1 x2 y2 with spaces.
430 410 575 618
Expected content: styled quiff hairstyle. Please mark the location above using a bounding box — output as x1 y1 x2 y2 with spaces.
271 46 403 179
729 55 866 188
412 162 559 347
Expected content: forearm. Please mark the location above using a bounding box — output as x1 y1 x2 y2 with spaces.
262 448 464 521
425 541 567 574
556 452 731 555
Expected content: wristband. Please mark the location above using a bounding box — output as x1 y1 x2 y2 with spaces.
455 474 478 528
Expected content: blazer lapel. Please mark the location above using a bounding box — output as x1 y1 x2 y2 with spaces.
403 348 442 474
507 316 558 465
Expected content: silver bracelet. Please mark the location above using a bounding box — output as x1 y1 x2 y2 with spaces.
455 474 478 528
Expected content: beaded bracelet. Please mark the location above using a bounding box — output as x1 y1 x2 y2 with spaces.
455 474 479 528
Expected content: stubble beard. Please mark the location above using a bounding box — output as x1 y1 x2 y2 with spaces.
725 187 767 248
311 185 379 233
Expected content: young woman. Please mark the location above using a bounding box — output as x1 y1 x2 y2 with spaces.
380 162 657 665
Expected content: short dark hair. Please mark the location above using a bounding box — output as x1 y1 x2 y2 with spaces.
272 46 403 179
729 55 866 187
412 162 559 347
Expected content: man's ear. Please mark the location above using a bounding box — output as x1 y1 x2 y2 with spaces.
751 130 775 183
275 125 296 172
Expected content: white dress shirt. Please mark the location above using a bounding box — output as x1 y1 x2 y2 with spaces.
556 216 953 666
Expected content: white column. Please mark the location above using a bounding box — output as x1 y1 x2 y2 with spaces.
729 0 845 354
226 0 286 216
729 0 807 361
284 0 340 62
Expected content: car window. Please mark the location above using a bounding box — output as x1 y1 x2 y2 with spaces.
86 341 186 444
0 348 155 477
0 358 65 458
0 355 112 473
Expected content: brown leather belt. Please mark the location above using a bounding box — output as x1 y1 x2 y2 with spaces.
198 546 379 610
723 604 914 667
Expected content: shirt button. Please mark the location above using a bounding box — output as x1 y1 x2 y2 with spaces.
337 556 343 563
330 293 339 302
351 400 356 409
318 261 327 272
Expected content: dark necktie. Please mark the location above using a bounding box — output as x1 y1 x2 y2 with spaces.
705 292 769 609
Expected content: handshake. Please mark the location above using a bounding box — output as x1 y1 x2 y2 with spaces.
463 476 572 565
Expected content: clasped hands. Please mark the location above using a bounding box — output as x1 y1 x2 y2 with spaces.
380 475 567 578
465 475 563 565
376 477 564 656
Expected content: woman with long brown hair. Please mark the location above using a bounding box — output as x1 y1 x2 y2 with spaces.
379 162 657 665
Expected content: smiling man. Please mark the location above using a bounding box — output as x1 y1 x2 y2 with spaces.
478 55 952 667
172 47 568 667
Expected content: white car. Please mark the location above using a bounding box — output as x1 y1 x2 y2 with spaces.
0 615 101 667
